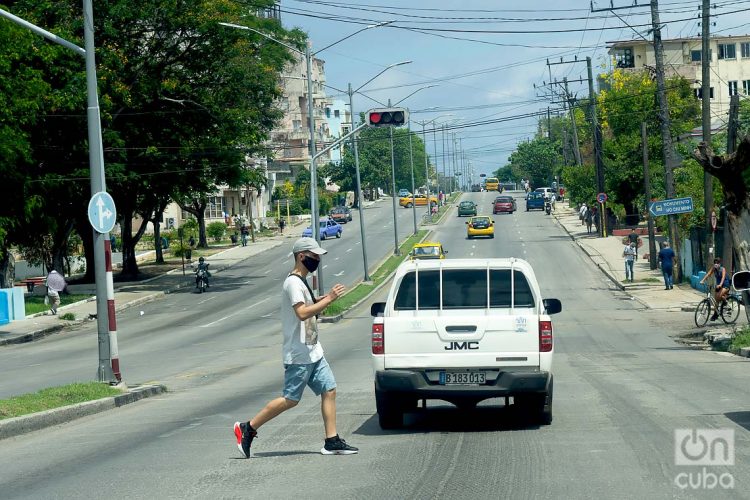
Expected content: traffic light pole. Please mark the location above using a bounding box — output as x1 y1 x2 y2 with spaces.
347 83 371 281
407 118 418 234
389 125 400 255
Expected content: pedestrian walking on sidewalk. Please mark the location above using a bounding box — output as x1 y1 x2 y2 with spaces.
579 203 588 225
233 237 358 458
658 242 676 289
278 217 286 235
45 269 66 315
585 207 594 234
628 228 640 259
623 241 636 282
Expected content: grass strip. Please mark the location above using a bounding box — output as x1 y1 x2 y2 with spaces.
730 327 750 351
0 382 123 420
323 230 428 316
24 294 92 315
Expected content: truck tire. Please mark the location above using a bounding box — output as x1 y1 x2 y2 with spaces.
514 378 552 425
375 388 403 430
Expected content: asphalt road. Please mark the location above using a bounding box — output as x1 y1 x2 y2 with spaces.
1 191 749 499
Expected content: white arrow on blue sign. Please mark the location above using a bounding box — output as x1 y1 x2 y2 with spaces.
88 191 117 234
649 196 694 217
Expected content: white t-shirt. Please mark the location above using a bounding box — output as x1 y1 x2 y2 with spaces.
281 275 324 365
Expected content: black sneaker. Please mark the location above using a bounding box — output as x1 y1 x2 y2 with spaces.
321 435 358 455
710 313 719 321
233 421 257 458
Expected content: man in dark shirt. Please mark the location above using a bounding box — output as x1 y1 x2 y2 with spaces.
658 242 676 290
628 228 640 259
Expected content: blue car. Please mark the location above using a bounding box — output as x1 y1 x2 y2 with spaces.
526 192 545 211
302 218 343 240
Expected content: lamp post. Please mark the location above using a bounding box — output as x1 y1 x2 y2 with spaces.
414 114 452 220
219 20 391 295
346 61 411 279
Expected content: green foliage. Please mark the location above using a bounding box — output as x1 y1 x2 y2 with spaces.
0 382 122 420
206 222 227 242
561 163 597 206
59 312 76 321
506 138 560 188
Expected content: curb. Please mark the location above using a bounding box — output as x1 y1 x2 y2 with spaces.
0 384 167 441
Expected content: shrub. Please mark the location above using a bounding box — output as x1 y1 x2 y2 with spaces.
59 313 76 321
206 221 227 242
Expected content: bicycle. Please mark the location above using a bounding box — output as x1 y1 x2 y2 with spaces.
694 287 741 327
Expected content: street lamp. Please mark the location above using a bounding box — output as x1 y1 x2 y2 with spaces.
219 21 392 295
413 113 452 219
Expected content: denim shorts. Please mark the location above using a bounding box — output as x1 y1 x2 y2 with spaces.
283 357 337 402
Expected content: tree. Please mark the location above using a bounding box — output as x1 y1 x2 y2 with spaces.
506 138 560 188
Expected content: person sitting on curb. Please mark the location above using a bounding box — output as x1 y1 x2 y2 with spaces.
700 257 731 321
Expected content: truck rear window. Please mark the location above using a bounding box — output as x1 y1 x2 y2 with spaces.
394 269 535 310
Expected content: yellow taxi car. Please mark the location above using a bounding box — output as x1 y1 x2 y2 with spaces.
409 241 447 260
399 193 439 208
466 216 495 239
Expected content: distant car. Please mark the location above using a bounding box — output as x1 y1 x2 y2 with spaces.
466 216 495 239
302 218 342 240
526 192 546 211
329 206 352 223
457 200 477 217
399 194 438 208
409 241 447 260
398 188 411 198
471 184 481 192
493 196 516 214
534 187 555 200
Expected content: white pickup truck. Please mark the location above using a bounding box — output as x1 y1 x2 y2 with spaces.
370 258 562 429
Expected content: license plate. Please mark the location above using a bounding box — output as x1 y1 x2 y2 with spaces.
439 371 486 385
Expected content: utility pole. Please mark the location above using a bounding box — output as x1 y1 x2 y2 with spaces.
347 83 370 281
701 0 714 270
407 117 417 234
564 78 583 166
587 56 606 236
642 122 657 270
651 0 681 279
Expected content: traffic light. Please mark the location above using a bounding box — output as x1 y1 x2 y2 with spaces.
366 107 408 127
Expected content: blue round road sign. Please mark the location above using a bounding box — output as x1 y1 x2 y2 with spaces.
88 191 117 234
597 192 608 203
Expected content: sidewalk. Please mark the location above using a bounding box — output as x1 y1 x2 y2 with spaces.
552 203 702 313
0 237 287 346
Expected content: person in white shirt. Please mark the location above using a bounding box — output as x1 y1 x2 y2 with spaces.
233 237 358 458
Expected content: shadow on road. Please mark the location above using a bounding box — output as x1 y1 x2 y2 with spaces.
354 401 544 436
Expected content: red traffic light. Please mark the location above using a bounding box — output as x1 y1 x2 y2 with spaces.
366 107 408 127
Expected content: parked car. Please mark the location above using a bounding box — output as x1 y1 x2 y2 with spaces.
466 216 495 239
399 194 438 208
409 241 447 260
329 206 352 223
526 192 545 211
398 188 411 198
493 196 516 214
457 201 477 217
302 218 342 240
370 258 562 428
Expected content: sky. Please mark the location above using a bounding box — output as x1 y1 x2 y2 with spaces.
278 0 750 179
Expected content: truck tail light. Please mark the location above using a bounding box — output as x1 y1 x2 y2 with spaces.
539 320 553 352
372 320 384 354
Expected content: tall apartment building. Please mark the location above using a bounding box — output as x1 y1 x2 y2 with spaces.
608 35 750 126
324 99 352 164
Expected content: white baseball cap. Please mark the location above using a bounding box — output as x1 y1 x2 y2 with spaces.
292 237 327 255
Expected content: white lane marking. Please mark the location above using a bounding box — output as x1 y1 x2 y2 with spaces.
356 241 361 245
160 421 202 438
287 252 293 258
243 280 252 284
323 265 328 269
261 313 274 318
200 297 272 328
264 269 271 275
334 271 345 276
472 245 476 249
198 295 218 305
335 257 340 261
28 363 42 367
470 253 474 257
346 248 353 253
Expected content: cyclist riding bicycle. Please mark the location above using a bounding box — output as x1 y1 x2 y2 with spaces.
700 257 731 320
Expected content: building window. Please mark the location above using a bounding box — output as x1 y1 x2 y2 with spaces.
718 43 736 60
742 42 750 58
743 80 750 95
205 196 226 219
691 49 713 62
729 81 739 96
325 107 331 118
695 87 714 99
293 119 302 131
334 109 340 118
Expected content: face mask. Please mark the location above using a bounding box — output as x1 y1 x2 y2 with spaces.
714 264 720 270
302 255 320 272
